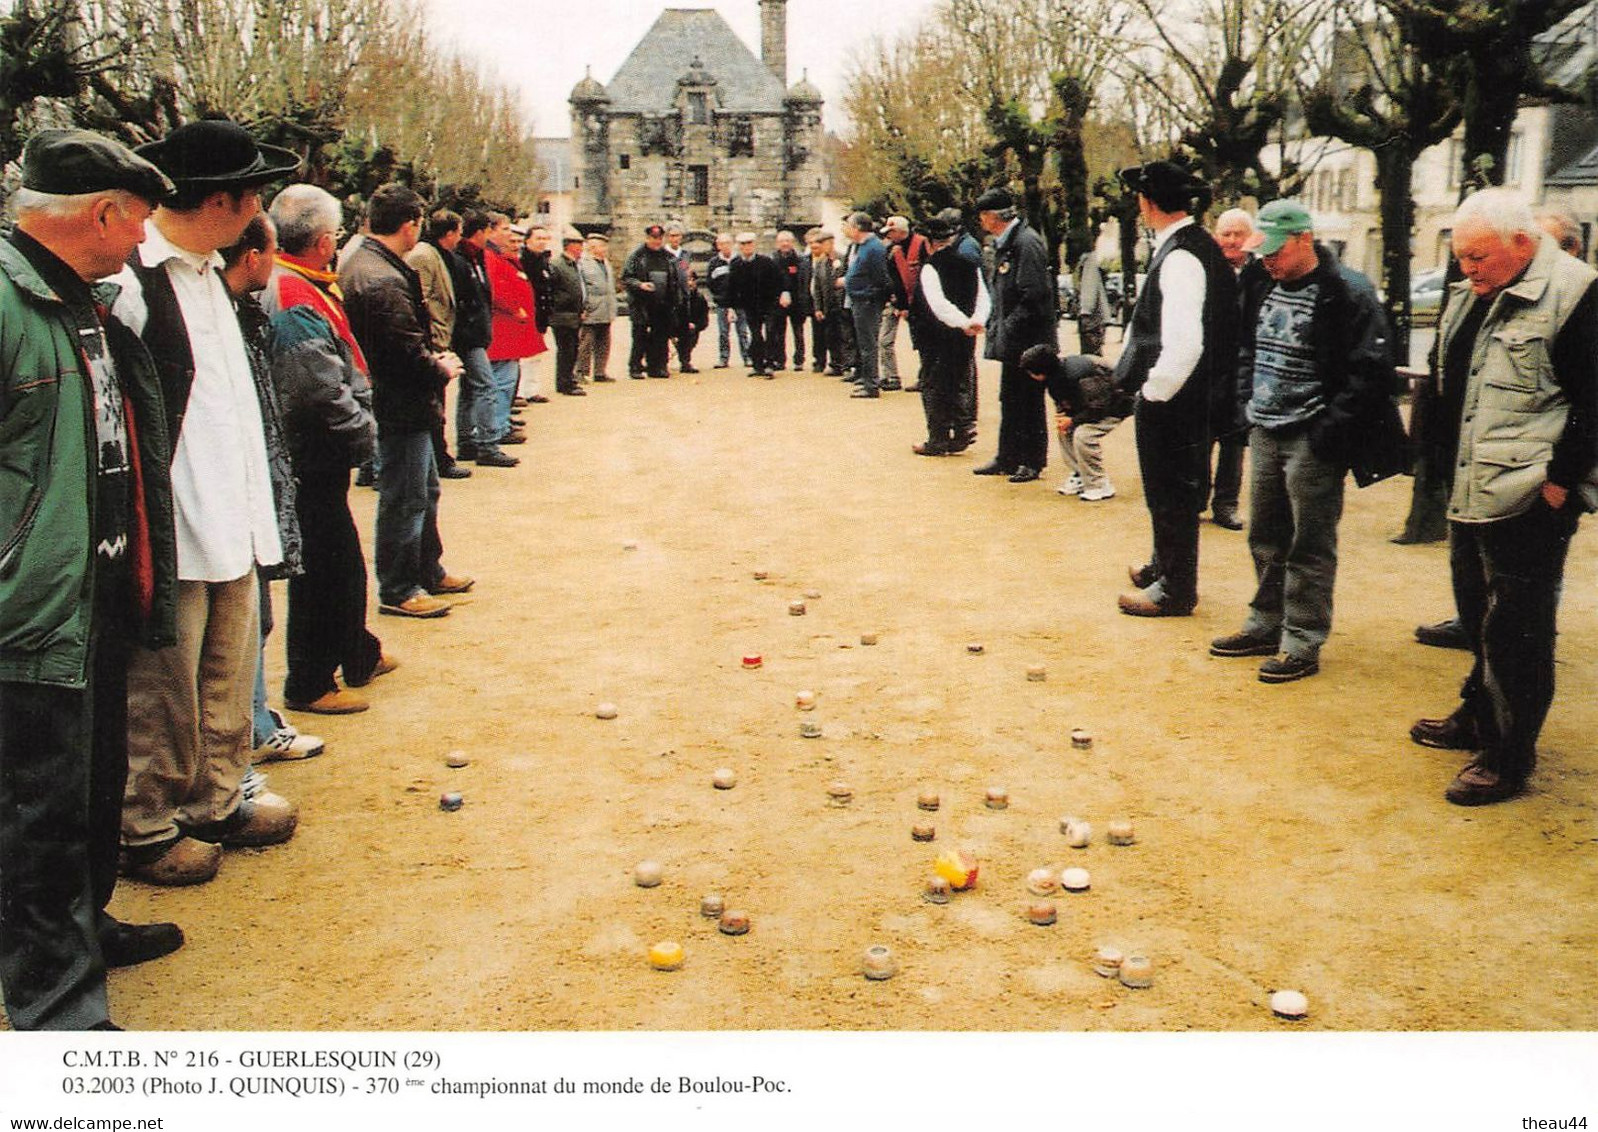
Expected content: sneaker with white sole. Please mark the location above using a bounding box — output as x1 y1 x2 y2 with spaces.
1080 482 1116 501
252 709 325 762
241 766 269 802
1057 473 1083 496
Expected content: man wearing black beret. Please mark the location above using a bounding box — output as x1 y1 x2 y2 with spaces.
971 186 1059 483
1114 160 1239 616
0 129 183 1028
111 119 305 887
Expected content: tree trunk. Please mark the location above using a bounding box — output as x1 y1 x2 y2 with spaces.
1054 74 1094 271
1373 142 1416 363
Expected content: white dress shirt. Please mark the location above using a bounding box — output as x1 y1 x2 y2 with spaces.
920 258 992 330
1141 216 1206 403
111 222 283 582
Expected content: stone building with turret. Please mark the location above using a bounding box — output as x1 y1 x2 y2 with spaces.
569 1 824 260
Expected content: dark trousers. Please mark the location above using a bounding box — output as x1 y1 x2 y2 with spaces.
742 306 773 373
957 351 978 440
553 325 581 392
922 333 971 448
1449 502 1580 784
285 470 383 704
0 586 128 1029
375 430 445 606
1134 398 1208 609
1206 432 1247 513
995 360 1049 470
812 313 844 372
1078 312 1106 357
629 308 672 377
770 306 806 369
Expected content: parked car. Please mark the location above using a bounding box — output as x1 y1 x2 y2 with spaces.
1410 267 1447 327
1056 273 1078 319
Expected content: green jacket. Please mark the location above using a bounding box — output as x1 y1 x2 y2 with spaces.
0 238 178 687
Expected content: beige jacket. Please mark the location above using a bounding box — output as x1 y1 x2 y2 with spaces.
405 241 456 352
1440 234 1597 522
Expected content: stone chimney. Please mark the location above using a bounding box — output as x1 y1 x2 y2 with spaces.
760 0 786 85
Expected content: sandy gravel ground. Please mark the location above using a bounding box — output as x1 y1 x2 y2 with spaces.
93 322 1598 1032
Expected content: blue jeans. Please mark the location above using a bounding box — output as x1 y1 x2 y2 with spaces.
374 431 445 606
251 580 276 748
715 305 749 366
850 296 885 392
457 346 501 456
489 359 520 441
1242 425 1346 660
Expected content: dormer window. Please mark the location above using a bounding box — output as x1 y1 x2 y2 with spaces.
688 92 708 125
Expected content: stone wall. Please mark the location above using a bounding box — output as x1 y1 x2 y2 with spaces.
583 110 823 255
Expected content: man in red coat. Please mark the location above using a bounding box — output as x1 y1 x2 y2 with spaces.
483 213 545 438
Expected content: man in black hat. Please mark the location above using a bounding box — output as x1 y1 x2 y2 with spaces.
971 187 1058 482
1114 160 1238 617
912 214 990 454
110 119 305 887
1 128 183 1029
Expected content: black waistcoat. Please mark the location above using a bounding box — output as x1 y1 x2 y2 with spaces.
1113 222 1239 424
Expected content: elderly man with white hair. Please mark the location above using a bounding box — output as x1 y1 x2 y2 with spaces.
1409 188 1598 806
881 215 928 392
1206 207 1271 529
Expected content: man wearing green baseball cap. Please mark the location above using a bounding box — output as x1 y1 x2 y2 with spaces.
1209 200 1398 683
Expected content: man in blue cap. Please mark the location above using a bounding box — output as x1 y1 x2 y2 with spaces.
1208 200 1396 683
1 128 183 1029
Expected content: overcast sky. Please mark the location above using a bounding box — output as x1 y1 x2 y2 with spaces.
417 0 939 138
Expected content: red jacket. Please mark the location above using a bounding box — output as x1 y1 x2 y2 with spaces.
484 245 546 361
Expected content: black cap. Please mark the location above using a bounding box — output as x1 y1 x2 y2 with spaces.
1117 161 1204 211
20 128 175 204
917 215 955 241
643 224 665 237
935 207 964 231
974 187 1015 213
135 120 300 190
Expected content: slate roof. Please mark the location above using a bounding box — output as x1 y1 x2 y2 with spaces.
604 8 787 114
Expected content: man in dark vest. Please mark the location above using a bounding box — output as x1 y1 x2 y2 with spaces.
1114 160 1239 617
971 187 1058 483
111 120 304 887
912 214 989 455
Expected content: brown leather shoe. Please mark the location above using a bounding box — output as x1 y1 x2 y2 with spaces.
345 653 398 688
380 593 451 618
120 838 222 886
218 793 299 848
1117 591 1195 617
1410 712 1481 751
286 688 369 715
1444 762 1525 806
429 574 475 595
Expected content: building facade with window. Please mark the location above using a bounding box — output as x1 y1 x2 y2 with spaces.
568 0 825 261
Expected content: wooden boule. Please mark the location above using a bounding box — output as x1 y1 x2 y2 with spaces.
861 944 897 980
718 909 751 936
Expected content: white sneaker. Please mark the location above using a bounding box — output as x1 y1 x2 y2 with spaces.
241 766 269 802
1057 473 1083 496
253 708 325 763
1080 483 1116 501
